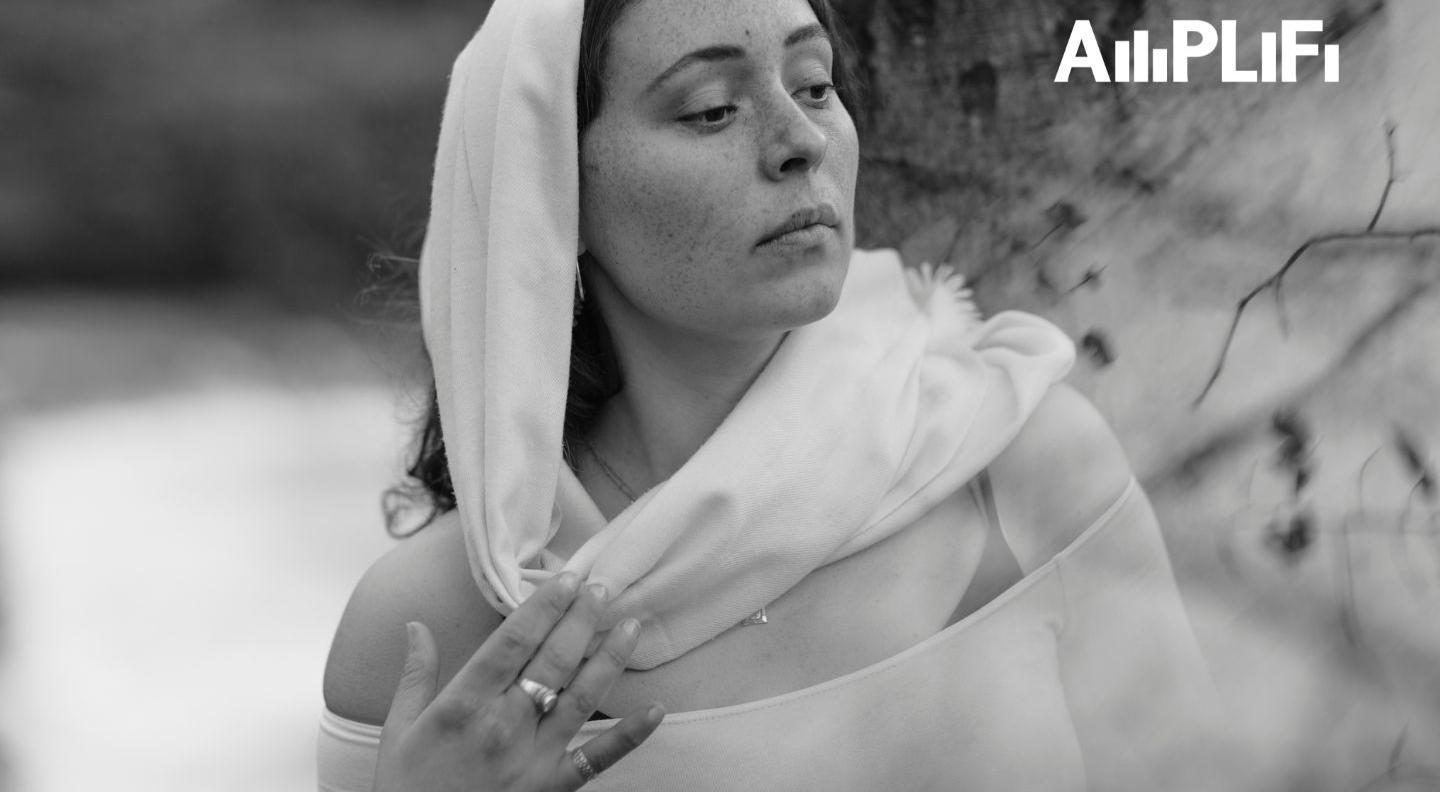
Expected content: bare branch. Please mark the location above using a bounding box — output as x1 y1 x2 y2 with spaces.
1193 228 1440 406
1367 122 1398 232
1063 264 1107 295
1273 122 1395 338
1192 120 1440 406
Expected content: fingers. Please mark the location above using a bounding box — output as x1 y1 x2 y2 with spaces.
542 617 640 737
444 571 583 699
384 622 439 733
562 705 665 787
516 582 610 694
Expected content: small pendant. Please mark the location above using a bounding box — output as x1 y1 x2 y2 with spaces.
741 607 768 626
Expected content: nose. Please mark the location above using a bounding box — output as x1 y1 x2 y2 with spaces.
760 93 829 181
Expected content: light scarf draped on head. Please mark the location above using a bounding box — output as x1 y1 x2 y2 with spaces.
419 0 1075 669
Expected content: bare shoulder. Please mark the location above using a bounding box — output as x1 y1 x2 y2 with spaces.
986 383 1134 570
323 513 501 726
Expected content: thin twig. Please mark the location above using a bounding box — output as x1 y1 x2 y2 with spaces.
1350 726 1440 792
1337 510 1362 648
1275 121 1396 337
1355 447 1382 513
1368 122 1398 233
1063 264 1107 295
1193 228 1440 406
1389 474 1440 604
1193 120 1440 406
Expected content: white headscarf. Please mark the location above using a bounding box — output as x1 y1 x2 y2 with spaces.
420 0 1075 669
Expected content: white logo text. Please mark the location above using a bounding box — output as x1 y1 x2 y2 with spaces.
1055 20 1339 83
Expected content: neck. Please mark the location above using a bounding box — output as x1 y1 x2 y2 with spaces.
587 285 783 489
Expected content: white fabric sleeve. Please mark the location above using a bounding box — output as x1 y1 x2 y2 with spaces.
317 709 382 792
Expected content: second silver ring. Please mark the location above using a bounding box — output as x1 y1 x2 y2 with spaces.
516 676 560 716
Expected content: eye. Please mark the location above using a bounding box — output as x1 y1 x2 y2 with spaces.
796 82 835 108
678 104 737 130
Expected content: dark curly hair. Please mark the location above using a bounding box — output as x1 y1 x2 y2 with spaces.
385 0 863 536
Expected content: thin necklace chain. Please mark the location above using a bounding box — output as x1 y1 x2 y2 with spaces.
581 438 639 502
577 436 768 626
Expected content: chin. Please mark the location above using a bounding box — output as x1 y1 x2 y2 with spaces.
762 253 849 329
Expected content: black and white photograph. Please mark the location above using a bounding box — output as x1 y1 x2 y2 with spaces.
1 0 1437 789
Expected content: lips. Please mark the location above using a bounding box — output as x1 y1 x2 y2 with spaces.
758 203 840 247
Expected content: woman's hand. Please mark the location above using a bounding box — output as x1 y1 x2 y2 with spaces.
374 572 664 791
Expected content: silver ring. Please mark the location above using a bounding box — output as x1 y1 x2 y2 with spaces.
516 677 559 716
571 747 599 783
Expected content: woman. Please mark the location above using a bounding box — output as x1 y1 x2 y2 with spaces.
319 0 1221 788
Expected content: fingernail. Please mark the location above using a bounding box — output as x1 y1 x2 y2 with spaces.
646 704 666 725
587 583 609 602
404 621 418 652
619 618 640 638
557 572 580 594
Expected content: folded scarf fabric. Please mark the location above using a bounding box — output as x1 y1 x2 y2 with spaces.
419 0 1076 669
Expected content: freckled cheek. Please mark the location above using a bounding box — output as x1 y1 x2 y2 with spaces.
826 123 860 202
594 142 753 269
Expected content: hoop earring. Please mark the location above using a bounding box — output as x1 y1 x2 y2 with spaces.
573 261 587 328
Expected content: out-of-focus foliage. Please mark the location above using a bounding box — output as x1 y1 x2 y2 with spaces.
0 0 492 306
1 0 1381 307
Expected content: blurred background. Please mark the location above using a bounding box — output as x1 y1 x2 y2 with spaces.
0 0 1436 789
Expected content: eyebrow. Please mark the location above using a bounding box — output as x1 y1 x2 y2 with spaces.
643 23 832 95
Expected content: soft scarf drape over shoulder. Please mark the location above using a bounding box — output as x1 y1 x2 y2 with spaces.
418 0 1075 669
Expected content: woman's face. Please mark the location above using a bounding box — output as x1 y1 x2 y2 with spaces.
579 0 859 340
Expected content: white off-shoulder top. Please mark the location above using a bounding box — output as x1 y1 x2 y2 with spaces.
317 479 1221 791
